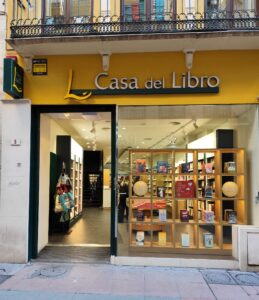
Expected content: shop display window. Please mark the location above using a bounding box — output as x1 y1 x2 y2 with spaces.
127 148 246 254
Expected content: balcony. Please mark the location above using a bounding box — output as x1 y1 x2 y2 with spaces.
7 10 259 55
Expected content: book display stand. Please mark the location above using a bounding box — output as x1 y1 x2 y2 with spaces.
128 149 246 255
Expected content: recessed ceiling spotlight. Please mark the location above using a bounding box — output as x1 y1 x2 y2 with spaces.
136 146 140 149
141 141 145 144
82 128 86 131
122 127 126 130
193 120 199 129
118 134 122 138
86 142 90 145
87 146 91 149
169 121 181 125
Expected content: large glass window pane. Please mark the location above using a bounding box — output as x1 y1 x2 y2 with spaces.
124 0 146 21
70 0 92 17
117 104 257 256
45 0 65 17
206 0 226 11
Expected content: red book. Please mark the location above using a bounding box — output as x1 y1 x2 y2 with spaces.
175 180 195 198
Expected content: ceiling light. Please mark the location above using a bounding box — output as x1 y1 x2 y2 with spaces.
193 120 199 129
82 128 86 131
122 127 126 130
87 146 91 149
141 141 145 144
118 134 122 138
136 146 140 149
86 142 90 145
169 121 181 125
82 112 101 121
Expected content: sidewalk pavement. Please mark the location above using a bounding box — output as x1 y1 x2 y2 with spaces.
0 262 259 299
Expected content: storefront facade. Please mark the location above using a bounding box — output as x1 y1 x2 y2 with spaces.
2 0 259 269
1 50 259 267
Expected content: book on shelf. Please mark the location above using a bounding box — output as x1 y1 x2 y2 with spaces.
205 162 213 173
136 159 146 174
202 210 215 223
136 210 144 221
175 180 195 198
157 161 168 173
181 162 190 173
203 233 214 248
224 209 234 221
205 185 213 198
159 209 167 222
227 210 237 224
180 209 189 222
224 161 236 173
136 231 145 246
158 232 167 246
157 186 166 198
181 233 190 247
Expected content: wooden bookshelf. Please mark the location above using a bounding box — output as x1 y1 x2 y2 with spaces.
128 148 246 255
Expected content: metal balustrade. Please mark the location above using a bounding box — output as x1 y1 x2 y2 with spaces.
10 11 259 39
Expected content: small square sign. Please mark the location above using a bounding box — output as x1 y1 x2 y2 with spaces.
32 59 48 75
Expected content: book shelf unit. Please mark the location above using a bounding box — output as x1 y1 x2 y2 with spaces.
128 148 246 254
70 155 83 220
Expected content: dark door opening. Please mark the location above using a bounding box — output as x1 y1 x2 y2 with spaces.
29 105 117 262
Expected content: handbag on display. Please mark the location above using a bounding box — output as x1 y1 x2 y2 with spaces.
54 194 63 213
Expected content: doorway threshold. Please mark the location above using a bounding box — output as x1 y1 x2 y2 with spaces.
48 243 110 247
36 245 110 264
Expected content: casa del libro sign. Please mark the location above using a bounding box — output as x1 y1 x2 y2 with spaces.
64 70 220 101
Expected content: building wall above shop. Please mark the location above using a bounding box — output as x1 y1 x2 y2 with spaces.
20 50 259 105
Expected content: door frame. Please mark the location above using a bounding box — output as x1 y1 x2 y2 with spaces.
29 104 117 260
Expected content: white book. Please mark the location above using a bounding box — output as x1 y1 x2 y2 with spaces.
136 231 145 246
181 233 190 247
159 209 167 222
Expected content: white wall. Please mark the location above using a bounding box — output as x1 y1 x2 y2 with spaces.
38 116 69 252
0 100 31 263
236 107 259 225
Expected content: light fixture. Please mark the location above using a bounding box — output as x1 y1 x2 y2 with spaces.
169 121 181 125
193 120 199 129
23 56 33 73
82 128 86 131
100 52 111 72
118 134 122 138
122 127 126 130
90 121 96 134
170 137 177 144
183 49 195 70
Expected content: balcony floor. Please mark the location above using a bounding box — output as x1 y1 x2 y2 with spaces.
7 30 259 56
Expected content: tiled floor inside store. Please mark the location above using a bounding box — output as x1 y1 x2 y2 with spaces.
37 207 129 262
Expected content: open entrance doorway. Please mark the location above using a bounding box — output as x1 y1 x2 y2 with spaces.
30 106 116 263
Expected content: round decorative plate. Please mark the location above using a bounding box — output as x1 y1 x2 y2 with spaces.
222 181 238 197
133 181 148 197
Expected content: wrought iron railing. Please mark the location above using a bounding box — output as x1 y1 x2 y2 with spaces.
10 10 259 39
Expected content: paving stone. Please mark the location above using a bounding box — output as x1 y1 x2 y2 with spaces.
201 270 237 285
29 265 70 279
0 275 11 285
229 272 259 286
